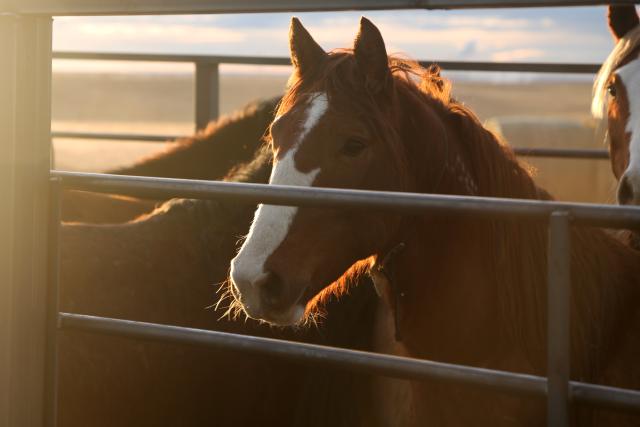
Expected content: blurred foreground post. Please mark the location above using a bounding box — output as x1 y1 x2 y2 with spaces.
0 13 53 427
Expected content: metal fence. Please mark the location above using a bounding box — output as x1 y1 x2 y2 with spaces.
51 51 608 159
1 1 640 427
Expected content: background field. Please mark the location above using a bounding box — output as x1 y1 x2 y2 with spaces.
52 72 615 203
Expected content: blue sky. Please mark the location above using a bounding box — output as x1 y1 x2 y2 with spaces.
52 6 618 74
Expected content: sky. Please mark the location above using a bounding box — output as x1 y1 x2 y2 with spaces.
52 6 619 76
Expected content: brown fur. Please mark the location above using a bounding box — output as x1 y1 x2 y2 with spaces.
243 19 640 426
380 57 640 427
61 96 280 224
609 5 640 41
58 146 379 427
112 97 280 180
60 191 158 224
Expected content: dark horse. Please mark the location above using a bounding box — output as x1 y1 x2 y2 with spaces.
61 96 279 223
230 17 640 426
58 147 378 426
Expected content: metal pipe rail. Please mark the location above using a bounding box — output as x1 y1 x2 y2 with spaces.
51 51 607 160
51 170 640 229
50 129 611 160
59 312 640 414
51 131 180 142
513 147 608 159
0 1 633 427
52 51 602 74
6 0 640 15
50 166 640 424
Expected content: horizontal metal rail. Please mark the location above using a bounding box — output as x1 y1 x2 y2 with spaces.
51 51 604 156
27 3 640 427
58 312 640 413
6 0 640 15
51 170 640 229
50 130 611 159
53 52 291 66
512 147 609 159
53 51 601 74
51 131 179 142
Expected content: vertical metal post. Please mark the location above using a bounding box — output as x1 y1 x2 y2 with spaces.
0 13 53 427
44 178 61 427
195 61 220 130
547 211 571 427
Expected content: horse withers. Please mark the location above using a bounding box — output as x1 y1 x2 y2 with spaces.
229 17 640 426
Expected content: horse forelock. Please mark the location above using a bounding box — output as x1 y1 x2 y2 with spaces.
593 25 640 118
275 51 455 194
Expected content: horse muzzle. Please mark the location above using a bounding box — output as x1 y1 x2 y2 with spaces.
230 269 307 326
618 171 640 205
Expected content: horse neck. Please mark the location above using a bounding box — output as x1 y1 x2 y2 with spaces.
390 89 640 378
110 96 278 180
60 199 215 323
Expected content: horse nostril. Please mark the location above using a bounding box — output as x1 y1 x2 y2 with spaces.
260 271 287 309
618 176 634 205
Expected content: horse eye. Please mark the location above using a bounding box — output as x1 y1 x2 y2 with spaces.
608 83 617 98
340 139 367 157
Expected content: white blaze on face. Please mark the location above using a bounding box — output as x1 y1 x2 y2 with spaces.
230 93 328 297
618 56 640 185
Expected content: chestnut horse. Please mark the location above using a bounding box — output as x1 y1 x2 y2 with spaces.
59 147 377 426
230 17 640 426
593 5 640 205
61 96 279 223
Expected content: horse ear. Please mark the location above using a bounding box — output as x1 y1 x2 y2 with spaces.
289 17 327 77
353 17 392 95
609 5 639 41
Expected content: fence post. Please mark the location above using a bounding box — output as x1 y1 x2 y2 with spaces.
195 61 220 130
0 13 53 427
547 211 571 427
44 178 62 427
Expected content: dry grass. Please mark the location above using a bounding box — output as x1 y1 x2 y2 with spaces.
53 72 612 202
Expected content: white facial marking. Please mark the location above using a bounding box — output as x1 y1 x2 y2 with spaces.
271 114 283 127
230 93 328 307
617 57 640 186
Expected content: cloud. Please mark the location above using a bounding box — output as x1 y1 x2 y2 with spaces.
458 41 478 59
52 9 613 71
491 48 546 62
75 22 246 44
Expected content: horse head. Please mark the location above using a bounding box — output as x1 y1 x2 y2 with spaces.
229 17 450 325
593 5 640 205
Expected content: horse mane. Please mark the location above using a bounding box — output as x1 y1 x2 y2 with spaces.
410 58 640 376
283 50 640 377
278 51 545 319
382 60 561 366
592 24 640 118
